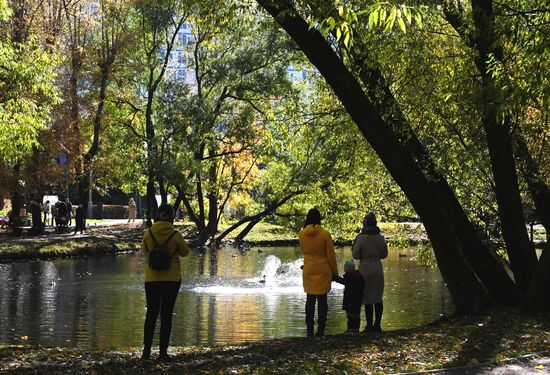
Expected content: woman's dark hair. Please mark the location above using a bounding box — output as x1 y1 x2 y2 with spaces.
303 208 321 228
157 204 174 222
363 212 377 227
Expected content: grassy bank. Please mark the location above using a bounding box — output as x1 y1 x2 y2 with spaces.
0 237 138 262
0 311 548 374
0 225 142 262
218 221 429 247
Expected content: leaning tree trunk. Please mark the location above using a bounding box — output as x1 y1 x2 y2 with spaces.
215 190 304 244
470 0 537 293
355 64 518 306
258 0 494 314
514 131 550 235
514 132 550 311
313 0 518 306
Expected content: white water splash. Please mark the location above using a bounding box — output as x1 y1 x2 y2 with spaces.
192 255 304 294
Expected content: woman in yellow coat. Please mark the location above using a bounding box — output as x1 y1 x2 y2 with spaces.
299 208 338 337
141 204 190 361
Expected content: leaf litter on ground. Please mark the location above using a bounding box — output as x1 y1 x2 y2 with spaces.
0 310 549 374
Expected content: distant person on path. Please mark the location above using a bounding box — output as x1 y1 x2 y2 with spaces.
54 201 68 229
141 203 190 361
43 200 51 226
65 198 73 226
352 212 388 333
51 204 58 225
333 260 365 334
299 208 338 338
73 204 86 235
128 198 137 223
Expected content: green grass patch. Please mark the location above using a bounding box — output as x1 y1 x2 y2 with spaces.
219 220 298 243
215 221 428 247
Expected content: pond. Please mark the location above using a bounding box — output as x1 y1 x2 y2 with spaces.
0 247 453 349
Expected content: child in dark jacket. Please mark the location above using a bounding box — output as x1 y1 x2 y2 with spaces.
334 260 365 333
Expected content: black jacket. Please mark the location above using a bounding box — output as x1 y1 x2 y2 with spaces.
334 270 365 311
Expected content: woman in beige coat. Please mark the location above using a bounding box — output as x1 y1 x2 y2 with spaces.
352 212 388 332
128 198 137 223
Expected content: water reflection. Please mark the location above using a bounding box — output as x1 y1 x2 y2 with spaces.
0 247 453 349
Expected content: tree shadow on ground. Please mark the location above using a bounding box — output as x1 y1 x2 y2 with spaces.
448 310 550 367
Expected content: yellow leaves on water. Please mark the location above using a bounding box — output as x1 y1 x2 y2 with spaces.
535 364 545 369
21 335 28 340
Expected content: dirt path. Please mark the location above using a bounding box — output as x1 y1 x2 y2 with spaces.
400 355 550 374
0 221 143 242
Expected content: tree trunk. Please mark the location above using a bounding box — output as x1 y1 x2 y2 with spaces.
206 149 219 240
470 0 537 292
514 132 550 234
514 132 550 311
356 65 519 306
216 190 304 244
524 245 550 312
444 0 544 307
176 185 209 244
29 201 44 235
69 44 83 179
158 176 168 204
145 176 156 227
173 192 183 219
261 0 496 313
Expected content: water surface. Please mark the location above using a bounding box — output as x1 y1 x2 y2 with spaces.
0 247 453 349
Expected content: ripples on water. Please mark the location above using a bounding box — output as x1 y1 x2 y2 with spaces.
0 247 453 349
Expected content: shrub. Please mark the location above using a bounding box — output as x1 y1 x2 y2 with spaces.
97 205 128 219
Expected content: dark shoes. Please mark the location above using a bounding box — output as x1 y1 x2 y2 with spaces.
141 348 173 362
306 330 324 338
141 347 151 360
362 325 382 334
158 353 172 362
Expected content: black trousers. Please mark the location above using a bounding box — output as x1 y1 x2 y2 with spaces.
305 294 328 335
143 281 181 353
346 303 362 330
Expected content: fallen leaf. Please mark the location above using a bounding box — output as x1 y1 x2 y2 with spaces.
535 365 545 369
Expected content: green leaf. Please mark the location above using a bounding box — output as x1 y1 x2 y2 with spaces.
379 8 387 23
398 16 406 33
385 7 397 33
415 13 423 29
327 16 335 30
404 7 412 25
369 9 378 27
344 32 350 47
338 5 345 18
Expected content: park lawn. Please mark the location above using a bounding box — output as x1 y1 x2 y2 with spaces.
0 310 548 374
219 220 300 243
218 220 430 247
